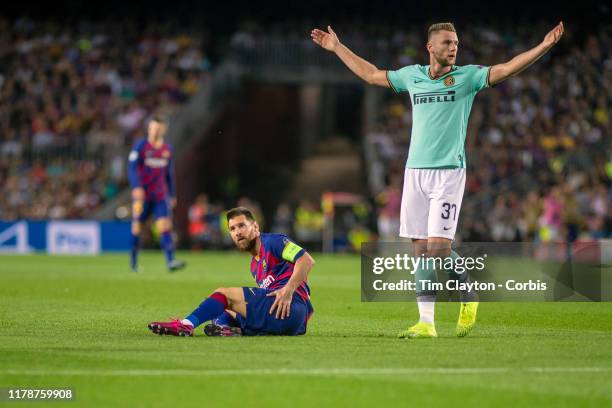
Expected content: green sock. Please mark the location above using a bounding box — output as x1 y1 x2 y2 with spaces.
443 250 478 302
415 257 438 297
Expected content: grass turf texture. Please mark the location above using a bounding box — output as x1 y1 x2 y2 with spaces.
1 252 611 407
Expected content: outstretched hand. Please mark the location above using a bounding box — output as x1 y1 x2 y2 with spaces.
543 21 564 48
311 25 340 52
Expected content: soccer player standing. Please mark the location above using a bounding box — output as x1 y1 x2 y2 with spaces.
312 22 563 337
128 114 186 272
148 207 315 336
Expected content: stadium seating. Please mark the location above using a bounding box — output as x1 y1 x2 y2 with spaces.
1 17 608 244
0 17 210 220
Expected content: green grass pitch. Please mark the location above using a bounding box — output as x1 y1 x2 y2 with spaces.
1 252 611 407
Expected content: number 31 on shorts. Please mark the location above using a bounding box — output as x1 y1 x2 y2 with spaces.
441 202 457 220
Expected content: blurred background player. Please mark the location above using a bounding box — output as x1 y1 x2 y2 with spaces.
128 114 186 272
312 21 564 338
148 206 315 336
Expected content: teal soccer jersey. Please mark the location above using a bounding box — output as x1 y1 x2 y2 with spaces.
387 64 490 168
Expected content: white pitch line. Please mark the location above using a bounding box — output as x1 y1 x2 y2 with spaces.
1 367 611 377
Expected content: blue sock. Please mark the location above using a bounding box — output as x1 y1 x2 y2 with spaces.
130 233 140 268
160 231 174 265
185 292 228 328
213 311 239 327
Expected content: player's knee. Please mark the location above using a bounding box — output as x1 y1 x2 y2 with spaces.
214 287 228 297
426 240 451 258
426 248 451 259
131 223 141 235
156 218 171 233
214 287 243 307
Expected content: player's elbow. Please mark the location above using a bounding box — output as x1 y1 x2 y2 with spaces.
365 70 380 85
302 253 316 268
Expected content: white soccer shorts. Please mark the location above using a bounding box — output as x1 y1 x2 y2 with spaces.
399 168 466 240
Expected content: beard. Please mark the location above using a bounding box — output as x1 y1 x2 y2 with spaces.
236 236 257 252
434 54 454 67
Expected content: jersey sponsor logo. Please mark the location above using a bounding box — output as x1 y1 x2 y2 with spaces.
414 80 423 83
144 157 169 168
413 91 456 105
444 76 455 86
260 274 276 289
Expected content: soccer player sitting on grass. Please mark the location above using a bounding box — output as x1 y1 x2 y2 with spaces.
312 21 564 338
148 207 315 337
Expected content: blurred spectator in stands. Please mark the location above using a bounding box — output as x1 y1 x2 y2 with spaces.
294 200 324 247
518 190 543 241
539 187 564 242
188 194 210 250
0 17 209 220
206 202 224 247
271 203 294 236
375 173 401 241
562 184 582 243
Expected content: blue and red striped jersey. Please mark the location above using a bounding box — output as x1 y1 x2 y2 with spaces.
251 233 313 317
128 138 175 201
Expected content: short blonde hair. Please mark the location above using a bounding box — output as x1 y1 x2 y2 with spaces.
428 22 456 40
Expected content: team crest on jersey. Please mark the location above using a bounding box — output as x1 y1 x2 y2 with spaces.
262 259 267 272
162 150 170 158
444 76 455 87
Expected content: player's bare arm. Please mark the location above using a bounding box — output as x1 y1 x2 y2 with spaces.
311 25 390 87
267 252 316 319
489 22 564 86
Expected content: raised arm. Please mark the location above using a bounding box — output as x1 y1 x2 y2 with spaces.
311 25 390 88
489 22 564 86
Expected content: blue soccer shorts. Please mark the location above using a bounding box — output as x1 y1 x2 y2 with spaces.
235 287 308 336
132 199 170 222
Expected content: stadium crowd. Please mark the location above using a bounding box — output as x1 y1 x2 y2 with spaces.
0 16 609 245
0 17 210 219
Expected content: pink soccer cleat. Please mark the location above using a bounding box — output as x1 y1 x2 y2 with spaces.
148 320 194 337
